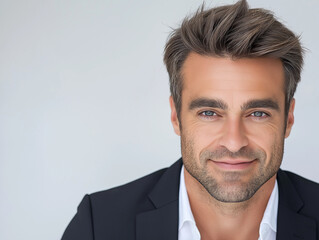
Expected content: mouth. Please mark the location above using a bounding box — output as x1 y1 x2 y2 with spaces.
209 159 257 171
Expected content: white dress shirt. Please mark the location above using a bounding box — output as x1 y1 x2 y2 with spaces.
178 166 278 240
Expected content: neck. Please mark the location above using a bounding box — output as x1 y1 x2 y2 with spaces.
184 168 276 240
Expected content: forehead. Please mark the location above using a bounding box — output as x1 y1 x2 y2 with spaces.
181 53 285 105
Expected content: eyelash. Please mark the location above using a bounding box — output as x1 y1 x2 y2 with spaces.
249 111 270 118
198 110 218 119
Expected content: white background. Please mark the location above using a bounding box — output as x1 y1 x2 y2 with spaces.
1 0 318 239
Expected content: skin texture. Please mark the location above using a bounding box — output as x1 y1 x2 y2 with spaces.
170 53 295 240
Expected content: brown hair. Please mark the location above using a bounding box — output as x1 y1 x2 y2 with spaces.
163 0 304 119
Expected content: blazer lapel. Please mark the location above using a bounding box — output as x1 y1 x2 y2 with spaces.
276 169 317 240
136 159 182 240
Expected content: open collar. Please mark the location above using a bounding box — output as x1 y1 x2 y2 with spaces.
135 160 317 240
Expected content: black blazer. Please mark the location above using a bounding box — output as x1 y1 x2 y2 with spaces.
62 159 319 240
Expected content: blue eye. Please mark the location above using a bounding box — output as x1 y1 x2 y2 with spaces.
251 111 268 117
198 111 219 120
201 111 216 116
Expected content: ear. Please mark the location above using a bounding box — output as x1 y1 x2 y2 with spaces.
285 98 295 138
169 96 181 136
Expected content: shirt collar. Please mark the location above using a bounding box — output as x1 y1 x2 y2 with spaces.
178 165 196 230
178 166 201 240
259 179 278 237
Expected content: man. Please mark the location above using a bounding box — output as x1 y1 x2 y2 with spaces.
62 0 319 239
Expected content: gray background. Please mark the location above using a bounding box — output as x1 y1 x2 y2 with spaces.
1 0 318 239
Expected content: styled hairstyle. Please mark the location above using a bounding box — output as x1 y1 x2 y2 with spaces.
163 0 304 120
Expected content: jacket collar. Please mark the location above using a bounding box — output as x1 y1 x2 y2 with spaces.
276 169 317 240
136 159 182 240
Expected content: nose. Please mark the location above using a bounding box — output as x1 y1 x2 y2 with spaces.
218 117 249 153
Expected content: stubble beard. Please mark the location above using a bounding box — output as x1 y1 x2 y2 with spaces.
181 133 284 203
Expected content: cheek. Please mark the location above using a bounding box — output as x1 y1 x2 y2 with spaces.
183 121 224 152
244 122 284 155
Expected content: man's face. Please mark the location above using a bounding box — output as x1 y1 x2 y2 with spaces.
170 53 295 203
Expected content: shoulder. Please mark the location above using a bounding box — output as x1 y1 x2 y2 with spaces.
73 167 171 239
62 166 172 240
279 169 319 212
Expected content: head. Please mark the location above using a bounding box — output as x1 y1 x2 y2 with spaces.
164 0 304 202
164 0 303 121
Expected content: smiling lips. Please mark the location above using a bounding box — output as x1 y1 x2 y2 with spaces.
210 159 257 170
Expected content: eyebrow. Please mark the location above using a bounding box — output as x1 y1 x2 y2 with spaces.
189 98 228 110
188 97 280 112
241 99 280 111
